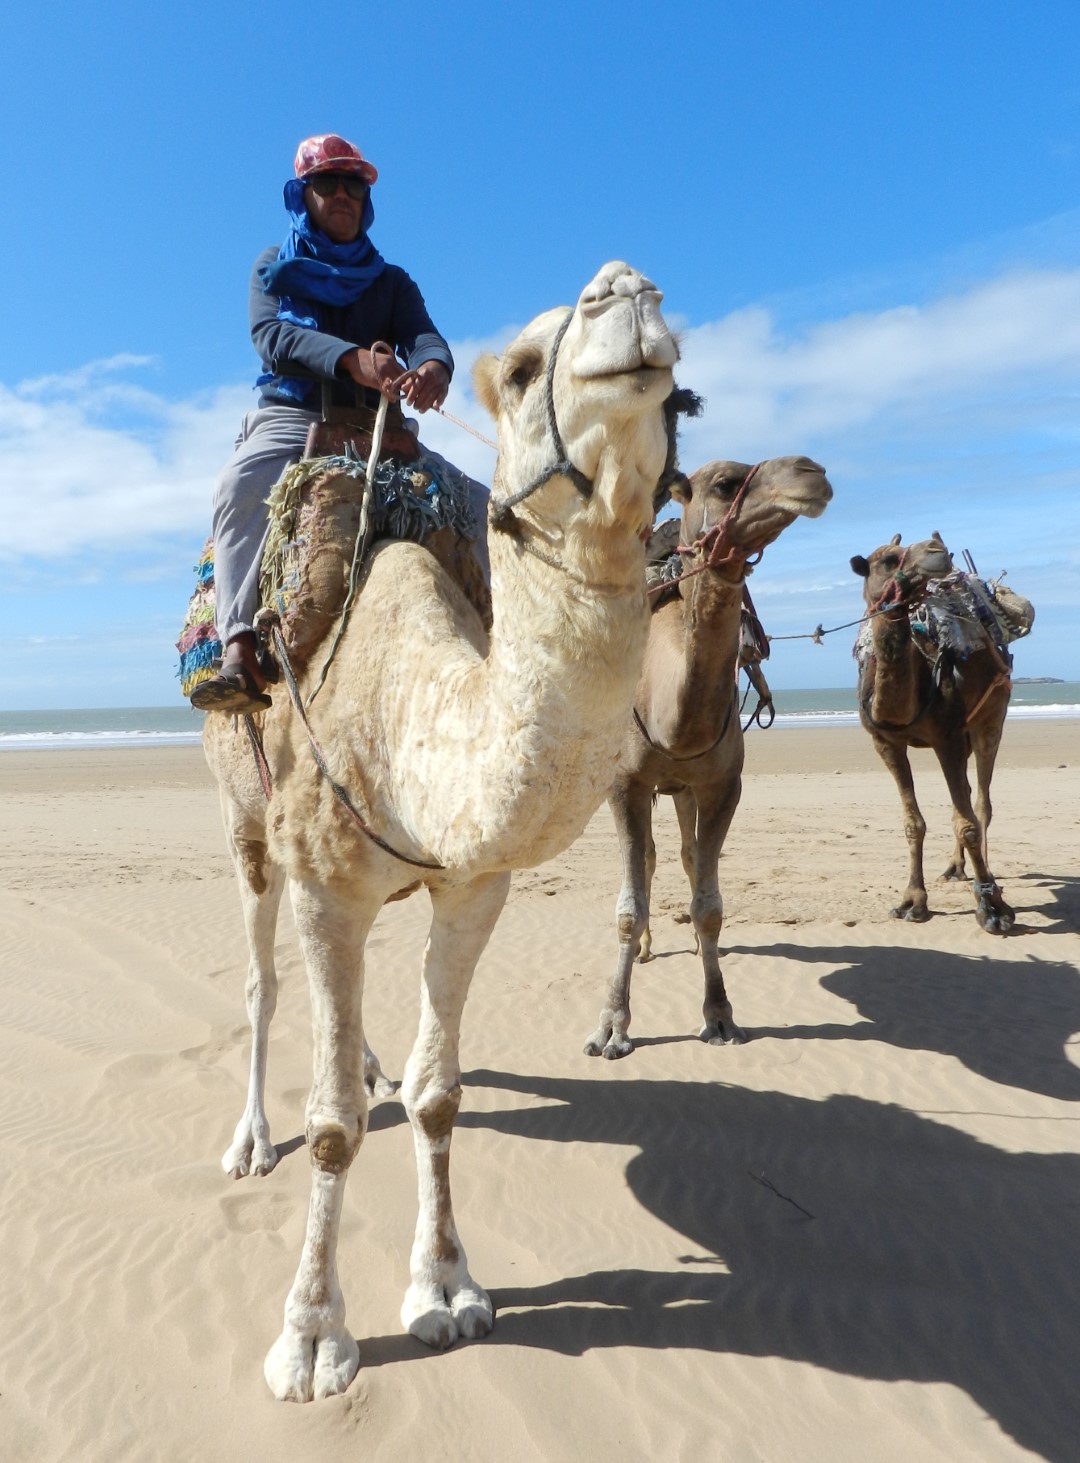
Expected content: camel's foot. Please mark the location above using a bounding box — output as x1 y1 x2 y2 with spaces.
891 897 930 923
264 1325 359 1402
975 882 1015 935
583 1022 633 1059
636 928 653 964
699 1002 747 1046
222 1123 278 1179
363 1042 396 1100
602 1035 634 1059
402 1278 493 1350
942 861 967 882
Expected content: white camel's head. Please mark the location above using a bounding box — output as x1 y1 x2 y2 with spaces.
473 262 678 540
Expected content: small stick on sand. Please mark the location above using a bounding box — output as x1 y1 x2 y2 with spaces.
748 1168 815 1220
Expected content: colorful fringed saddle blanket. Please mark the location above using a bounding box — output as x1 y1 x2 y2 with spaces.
853 570 1035 672
177 451 488 700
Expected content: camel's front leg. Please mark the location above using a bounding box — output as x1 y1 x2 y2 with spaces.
672 785 701 956
873 737 929 921
934 737 1014 934
585 783 652 1058
969 719 1004 869
638 815 659 963
264 878 377 1402
692 777 746 1045
400 871 510 1349
219 798 286 1179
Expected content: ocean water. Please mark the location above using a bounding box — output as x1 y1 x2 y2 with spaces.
1 682 1077 750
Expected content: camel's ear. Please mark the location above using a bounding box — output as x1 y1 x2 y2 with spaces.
850 555 870 578
668 474 692 505
931 530 944 545
471 353 500 418
889 533 902 547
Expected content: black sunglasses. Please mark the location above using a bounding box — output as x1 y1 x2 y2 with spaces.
308 172 367 200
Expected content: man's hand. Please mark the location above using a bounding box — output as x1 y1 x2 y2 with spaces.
337 344 407 399
402 360 450 413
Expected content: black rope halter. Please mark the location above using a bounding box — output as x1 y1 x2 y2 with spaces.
488 310 593 535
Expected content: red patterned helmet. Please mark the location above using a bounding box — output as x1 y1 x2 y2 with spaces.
293 134 378 185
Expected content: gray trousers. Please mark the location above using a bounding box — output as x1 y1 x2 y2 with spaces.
210 403 489 645
211 404 318 645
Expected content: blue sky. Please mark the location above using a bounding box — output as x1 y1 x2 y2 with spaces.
2 1 1079 707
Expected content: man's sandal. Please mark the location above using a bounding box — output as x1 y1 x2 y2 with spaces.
189 664 272 714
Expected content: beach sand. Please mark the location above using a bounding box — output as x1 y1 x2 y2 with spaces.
1 722 1077 1462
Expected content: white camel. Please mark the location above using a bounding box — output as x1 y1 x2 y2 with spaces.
203 261 679 1401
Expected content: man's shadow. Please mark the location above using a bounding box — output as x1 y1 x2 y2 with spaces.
441 1066 1080 1463
722 940 1080 1102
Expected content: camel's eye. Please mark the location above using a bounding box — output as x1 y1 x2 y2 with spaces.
881 554 900 571
504 352 542 394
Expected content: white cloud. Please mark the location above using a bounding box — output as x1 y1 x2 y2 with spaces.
673 267 1080 465
0 365 250 561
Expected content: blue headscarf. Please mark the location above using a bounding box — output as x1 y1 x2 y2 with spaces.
256 177 387 399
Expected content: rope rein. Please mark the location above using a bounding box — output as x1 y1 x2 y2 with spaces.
303 392 390 707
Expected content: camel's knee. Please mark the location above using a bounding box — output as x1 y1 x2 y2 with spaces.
234 836 270 895
244 965 277 1018
954 817 980 855
690 893 723 943
616 892 648 946
406 1086 462 1146
307 1118 363 1173
902 816 926 848
616 910 648 946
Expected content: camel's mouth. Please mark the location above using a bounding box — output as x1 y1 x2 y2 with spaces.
572 360 674 387
783 491 832 520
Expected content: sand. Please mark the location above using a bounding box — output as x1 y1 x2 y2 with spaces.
0 722 1077 1462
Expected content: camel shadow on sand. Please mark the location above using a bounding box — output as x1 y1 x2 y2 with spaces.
350 936 1080 1456
443 1063 1080 1463
736 939 1080 1102
1004 868 1080 934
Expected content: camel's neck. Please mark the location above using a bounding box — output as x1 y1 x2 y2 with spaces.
339 514 651 873
639 567 744 753
863 607 925 725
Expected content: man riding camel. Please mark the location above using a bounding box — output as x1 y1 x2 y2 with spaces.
192 133 474 713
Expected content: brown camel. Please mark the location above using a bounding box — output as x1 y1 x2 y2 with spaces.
851 531 1015 933
203 262 681 1400
584 456 832 1059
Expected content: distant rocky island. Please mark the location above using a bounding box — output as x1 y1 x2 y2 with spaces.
1014 677 1064 684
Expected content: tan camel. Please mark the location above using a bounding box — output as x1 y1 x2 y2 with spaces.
851 532 1015 933
203 261 679 1401
584 456 833 1059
